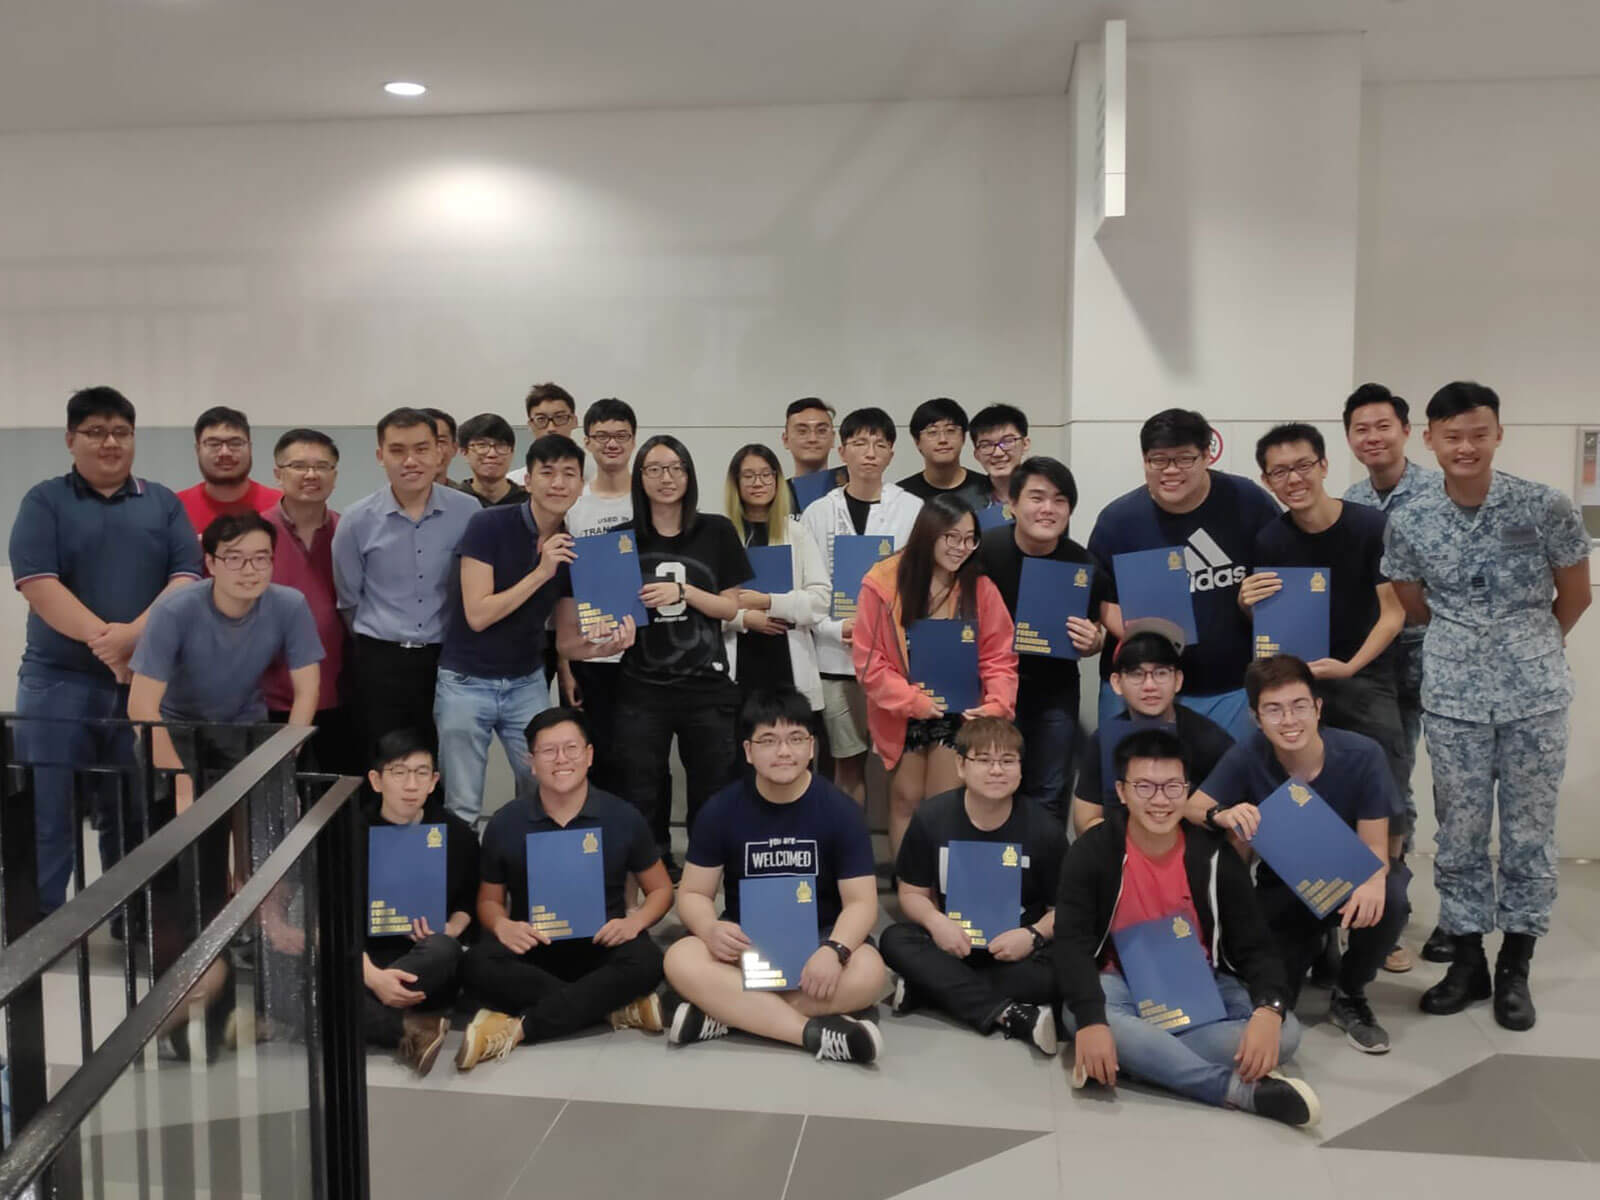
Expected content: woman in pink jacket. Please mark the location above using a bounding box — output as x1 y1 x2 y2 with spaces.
853 494 1018 857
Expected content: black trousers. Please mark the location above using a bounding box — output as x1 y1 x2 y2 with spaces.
615 690 740 859
364 933 464 1047
266 706 361 777
1257 865 1412 1007
351 636 441 762
879 922 1058 1032
461 934 665 1042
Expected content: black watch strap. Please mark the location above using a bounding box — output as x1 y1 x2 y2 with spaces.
1203 804 1224 831
825 939 852 966
1027 925 1046 951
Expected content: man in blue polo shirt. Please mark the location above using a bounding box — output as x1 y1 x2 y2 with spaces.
8 386 201 913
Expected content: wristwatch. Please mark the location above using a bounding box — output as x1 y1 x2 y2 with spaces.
1203 805 1226 832
677 581 687 604
1026 925 1047 952
1255 997 1286 1019
824 939 852 966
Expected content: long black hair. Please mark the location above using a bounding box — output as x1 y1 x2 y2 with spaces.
895 493 980 624
631 433 699 538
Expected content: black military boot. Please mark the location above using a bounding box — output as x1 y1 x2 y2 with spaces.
1492 932 1537 1031
1420 924 1455 963
1419 932 1491 1015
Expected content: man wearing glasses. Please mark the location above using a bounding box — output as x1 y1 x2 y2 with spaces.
968 404 1032 519
9 387 201 913
175 406 281 539
781 397 846 510
879 718 1063 1055
449 413 528 508
507 382 579 485
1186 655 1407 1056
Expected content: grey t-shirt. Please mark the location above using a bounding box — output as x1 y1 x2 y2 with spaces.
131 581 324 722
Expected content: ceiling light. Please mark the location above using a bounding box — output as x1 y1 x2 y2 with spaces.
384 81 427 98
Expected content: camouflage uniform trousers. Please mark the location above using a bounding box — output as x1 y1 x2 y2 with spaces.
1423 708 1569 937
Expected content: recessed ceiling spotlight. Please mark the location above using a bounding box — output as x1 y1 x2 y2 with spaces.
384 81 427 97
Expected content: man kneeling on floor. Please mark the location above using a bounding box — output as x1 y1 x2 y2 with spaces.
1057 728 1320 1127
455 707 672 1069
663 687 887 1064
880 716 1063 1054
362 730 481 1077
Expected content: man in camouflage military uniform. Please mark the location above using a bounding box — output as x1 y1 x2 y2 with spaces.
1382 382 1592 1030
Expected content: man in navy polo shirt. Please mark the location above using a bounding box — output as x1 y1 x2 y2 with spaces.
8 386 201 913
454 707 671 1070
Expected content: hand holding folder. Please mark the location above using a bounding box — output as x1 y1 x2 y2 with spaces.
570 530 651 640
906 618 981 714
1111 913 1226 1031
368 824 448 937
739 875 820 991
1251 566 1331 661
1113 547 1197 644
944 840 1023 949
526 828 608 941
1248 779 1385 920
1013 558 1094 659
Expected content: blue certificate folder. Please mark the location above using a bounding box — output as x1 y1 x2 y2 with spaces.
830 534 895 619
976 502 1014 531
525 828 607 941
1013 557 1094 659
368 824 447 937
1113 547 1198 644
1096 717 1178 804
745 545 794 595
740 875 820 991
944 840 1023 949
570 530 650 639
1250 779 1385 919
907 618 981 713
790 469 841 512
1252 567 1330 661
1111 913 1227 1031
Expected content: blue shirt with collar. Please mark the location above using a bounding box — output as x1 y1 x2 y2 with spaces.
330 482 479 644
8 470 202 680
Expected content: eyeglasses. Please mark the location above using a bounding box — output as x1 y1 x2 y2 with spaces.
1122 779 1189 800
1263 458 1323 484
72 425 135 444
200 437 248 453
214 551 273 572
382 764 435 782
964 753 1021 769
920 422 964 440
749 732 814 750
465 440 512 456
975 434 1023 456
642 462 687 480
939 531 978 551
588 431 633 447
1144 452 1203 472
530 412 577 430
277 461 336 475
843 438 891 454
533 742 587 761
1259 699 1316 724
739 470 777 485
1118 665 1176 685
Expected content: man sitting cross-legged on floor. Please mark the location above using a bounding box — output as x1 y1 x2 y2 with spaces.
663 686 888 1064
1057 727 1320 1128
455 706 672 1069
880 716 1063 1054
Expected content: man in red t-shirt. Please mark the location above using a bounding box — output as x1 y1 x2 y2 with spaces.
176 406 281 539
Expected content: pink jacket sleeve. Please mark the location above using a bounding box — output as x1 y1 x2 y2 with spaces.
974 577 1019 719
853 583 940 719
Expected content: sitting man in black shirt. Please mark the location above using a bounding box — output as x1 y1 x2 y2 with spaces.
454 707 673 1070
664 687 887 1064
1073 622 1234 835
880 717 1063 1054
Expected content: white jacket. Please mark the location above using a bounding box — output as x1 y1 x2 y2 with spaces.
723 517 830 709
801 481 923 676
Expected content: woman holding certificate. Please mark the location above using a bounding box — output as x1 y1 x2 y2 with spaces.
722 445 831 713
853 495 1018 857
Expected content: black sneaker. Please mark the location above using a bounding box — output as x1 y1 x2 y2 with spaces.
1328 990 1391 1054
802 1014 883 1064
666 1000 729 1047
1251 1072 1322 1128
997 1002 1059 1055
890 976 918 1016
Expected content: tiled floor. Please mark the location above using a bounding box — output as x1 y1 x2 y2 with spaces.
39 859 1600 1198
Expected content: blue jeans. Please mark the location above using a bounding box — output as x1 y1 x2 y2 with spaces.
1063 970 1302 1107
1015 693 1076 821
12 667 139 913
433 669 546 825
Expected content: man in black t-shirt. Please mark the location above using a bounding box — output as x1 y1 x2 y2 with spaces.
880 718 1062 1053
1073 624 1234 834
896 397 993 509
663 689 887 1064
978 457 1114 818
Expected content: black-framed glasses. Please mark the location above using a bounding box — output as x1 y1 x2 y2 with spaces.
72 424 135 444
531 412 577 430
642 462 687 480
1121 779 1188 800
1263 458 1322 484
975 434 1023 456
748 732 814 750
1144 452 1203 472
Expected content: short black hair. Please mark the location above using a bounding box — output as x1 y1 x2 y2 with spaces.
1255 422 1326 470
1113 727 1189 782
371 728 436 773
838 407 896 445
458 413 517 448
786 397 835 421
738 687 816 742
909 397 969 440
969 404 1029 440
1342 383 1409 430
525 433 586 474
1140 409 1211 455
273 428 339 462
1113 630 1182 673
525 382 576 416
584 397 637 435
1245 654 1316 709
194 406 251 441
421 408 457 440
66 386 136 431
1008 456 1078 508
375 406 437 443
525 706 592 748
201 510 276 557
1426 381 1500 423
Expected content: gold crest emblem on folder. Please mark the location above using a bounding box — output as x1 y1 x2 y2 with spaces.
1001 844 1020 868
1172 916 1192 939
1310 571 1327 593
878 538 892 556
1167 550 1183 571
425 826 443 850
617 534 633 553
960 624 976 644
582 831 599 854
1074 568 1088 587
1289 783 1311 807
795 880 813 904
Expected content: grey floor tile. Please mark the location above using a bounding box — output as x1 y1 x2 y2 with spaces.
79 1108 315 1199
1491 1054 1600 1161
367 1085 562 1199
784 1115 1045 1200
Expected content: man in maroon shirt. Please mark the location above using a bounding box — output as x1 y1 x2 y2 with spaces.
176 406 281 539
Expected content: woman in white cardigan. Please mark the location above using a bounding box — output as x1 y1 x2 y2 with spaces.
721 444 830 711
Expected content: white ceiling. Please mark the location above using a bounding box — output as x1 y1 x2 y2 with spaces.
3 0 1598 134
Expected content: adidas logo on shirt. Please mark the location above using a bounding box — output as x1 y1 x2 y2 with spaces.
1184 531 1248 592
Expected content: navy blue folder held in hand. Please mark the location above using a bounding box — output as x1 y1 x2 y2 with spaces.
790 469 842 513
907 618 981 713
1113 547 1198 644
976 501 1014 531
1112 913 1227 1031
1252 566 1331 661
570 530 651 640
740 875 820 991
944 840 1023 949
830 534 895 619
745 545 794 596
1096 716 1178 804
526 828 608 941
1249 779 1385 919
368 824 448 937
1013 558 1094 659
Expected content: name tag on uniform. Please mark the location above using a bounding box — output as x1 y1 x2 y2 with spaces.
1500 524 1539 547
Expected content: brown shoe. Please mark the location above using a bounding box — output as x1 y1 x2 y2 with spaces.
398 1013 451 1078
608 993 664 1034
454 1009 524 1071
1383 945 1414 974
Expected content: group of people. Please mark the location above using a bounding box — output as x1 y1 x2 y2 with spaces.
7 376 1589 1123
